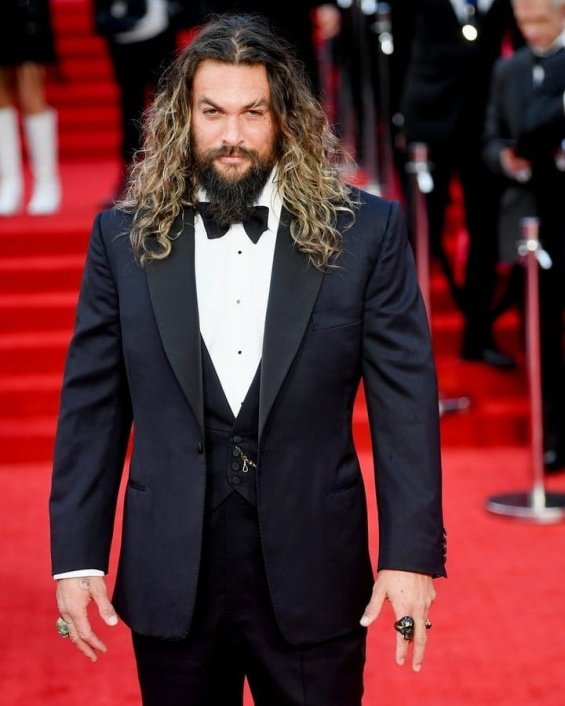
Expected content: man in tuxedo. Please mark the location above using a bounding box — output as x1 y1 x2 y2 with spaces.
398 0 519 367
506 0 565 471
50 15 446 705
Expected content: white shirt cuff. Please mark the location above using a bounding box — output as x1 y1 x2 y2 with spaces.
53 569 105 580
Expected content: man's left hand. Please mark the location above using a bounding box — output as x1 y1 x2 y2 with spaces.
360 569 436 672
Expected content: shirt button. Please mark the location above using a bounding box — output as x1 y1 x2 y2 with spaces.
231 476 241 486
232 462 240 471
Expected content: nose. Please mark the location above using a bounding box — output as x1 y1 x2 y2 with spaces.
222 115 244 146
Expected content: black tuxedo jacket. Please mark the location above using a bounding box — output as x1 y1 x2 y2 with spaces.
50 191 446 644
517 49 565 159
483 47 535 174
400 0 517 145
482 47 538 263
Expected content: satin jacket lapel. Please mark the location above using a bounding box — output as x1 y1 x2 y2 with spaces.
146 207 204 434
259 208 324 439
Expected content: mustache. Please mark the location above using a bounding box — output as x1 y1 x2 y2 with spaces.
203 146 259 161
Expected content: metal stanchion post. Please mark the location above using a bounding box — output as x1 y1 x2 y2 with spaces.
406 143 470 416
355 0 379 194
486 217 565 522
373 2 394 198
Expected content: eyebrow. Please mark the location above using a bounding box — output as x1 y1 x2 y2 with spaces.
197 96 270 110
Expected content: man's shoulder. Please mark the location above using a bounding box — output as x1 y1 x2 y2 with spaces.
347 187 400 231
495 46 532 77
96 206 135 232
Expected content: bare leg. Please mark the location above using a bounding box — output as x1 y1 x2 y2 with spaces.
0 68 23 215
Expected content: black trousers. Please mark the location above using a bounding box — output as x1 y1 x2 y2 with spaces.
107 29 176 165
132 493 366 706
425 138 501 353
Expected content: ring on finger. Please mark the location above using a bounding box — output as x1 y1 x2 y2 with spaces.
56 616 70 638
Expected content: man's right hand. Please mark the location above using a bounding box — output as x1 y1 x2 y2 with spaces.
56 576 118 661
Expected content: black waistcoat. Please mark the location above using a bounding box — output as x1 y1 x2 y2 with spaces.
201 342 260 509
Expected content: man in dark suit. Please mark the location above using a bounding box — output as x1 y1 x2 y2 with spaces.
507 0 565 471
398 0 519 367
50 15 446 705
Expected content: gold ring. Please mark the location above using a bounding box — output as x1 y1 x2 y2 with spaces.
56 616 70 638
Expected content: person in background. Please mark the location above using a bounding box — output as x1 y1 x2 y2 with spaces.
0 0 61 216
93 0 197 203
505 0 565 472
50 15 446 706
398 0 520 368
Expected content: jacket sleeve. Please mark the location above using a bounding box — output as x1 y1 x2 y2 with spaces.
49 212 133 575
483 58 514 175
361 201 446 578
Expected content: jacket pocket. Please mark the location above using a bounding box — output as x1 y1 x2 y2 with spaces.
327 476 361 495
127 478 147 492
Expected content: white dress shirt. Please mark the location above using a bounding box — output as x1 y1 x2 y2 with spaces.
195 171 282 416
54 172 282 580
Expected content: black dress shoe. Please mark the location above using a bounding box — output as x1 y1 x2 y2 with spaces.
461 346 516 369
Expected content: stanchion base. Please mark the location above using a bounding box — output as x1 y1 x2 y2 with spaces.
439 396 471 416
486 491 565 523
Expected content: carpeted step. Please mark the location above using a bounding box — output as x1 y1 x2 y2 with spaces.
0 331 70 376
0 255 84 294
59 132 120 160
48 82 118 106
0 374 62 418
1 292 77 333
0 226 90 258
0 416 57 464
58 106 118 132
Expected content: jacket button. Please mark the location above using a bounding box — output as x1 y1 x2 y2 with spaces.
197 442 203 454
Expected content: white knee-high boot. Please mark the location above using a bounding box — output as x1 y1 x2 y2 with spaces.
24 109 61 215
0 106 23 216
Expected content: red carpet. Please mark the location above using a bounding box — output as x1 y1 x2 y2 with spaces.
2 1 565 703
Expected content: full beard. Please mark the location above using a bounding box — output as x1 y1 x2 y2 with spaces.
194 145 277 226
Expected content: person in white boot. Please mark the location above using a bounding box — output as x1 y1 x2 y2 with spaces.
0 0 61 216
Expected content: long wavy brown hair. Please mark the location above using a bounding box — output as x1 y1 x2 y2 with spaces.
120 14 358 269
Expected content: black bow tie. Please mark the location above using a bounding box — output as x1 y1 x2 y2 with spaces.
196 202 269 244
